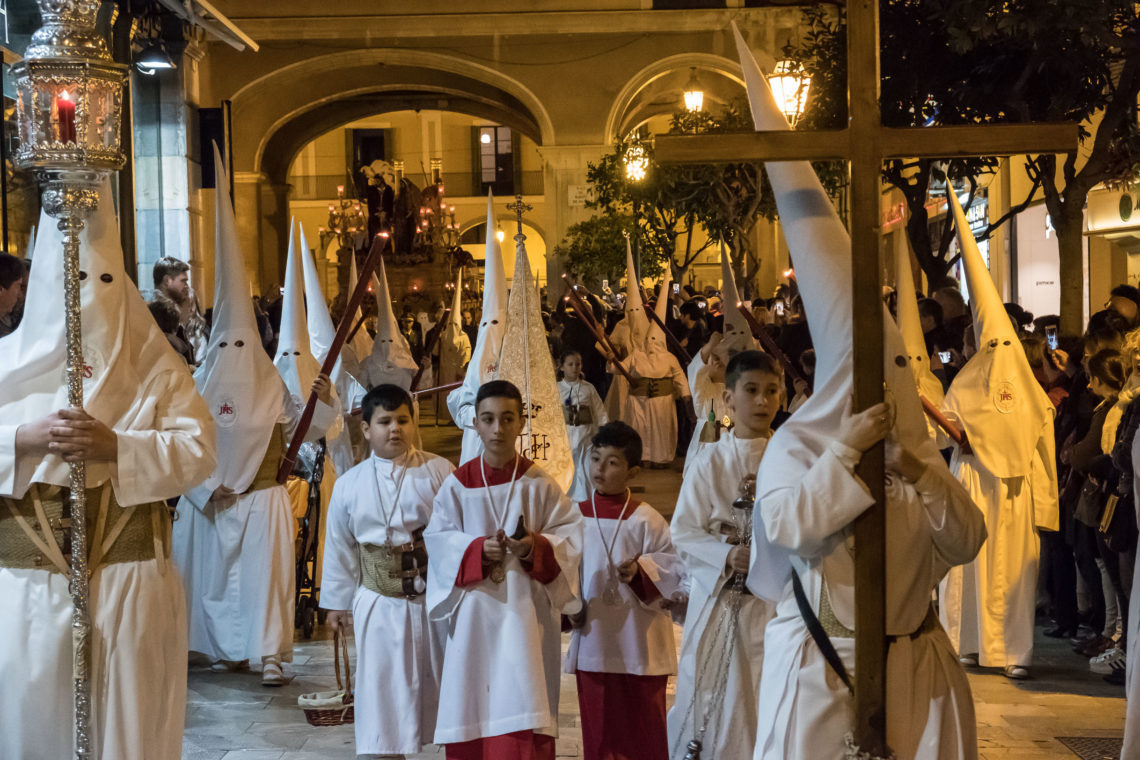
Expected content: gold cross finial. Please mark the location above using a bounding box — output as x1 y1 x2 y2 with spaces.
506 194 532 243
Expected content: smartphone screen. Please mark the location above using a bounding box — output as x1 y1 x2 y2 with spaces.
602 279 609 290
1046 325 1059 351
938 351 952 363
672 283 680 294
774 302 785 316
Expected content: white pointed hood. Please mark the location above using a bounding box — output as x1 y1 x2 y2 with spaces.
299 223 365 392
362 256 418 389
721 243 760 353
494 232 573 492
463 191 509 387
0 179 195 499
347 252 373 360
645 259 672 356
621 236 650 353
193 145 288 493
894 240 945 416
440 268 472 384
943 191 1053 477
275 220 325 405
734 25 947 601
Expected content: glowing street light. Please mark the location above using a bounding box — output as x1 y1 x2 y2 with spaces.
624 142 649 182
767 59 812 127
682 67 704 113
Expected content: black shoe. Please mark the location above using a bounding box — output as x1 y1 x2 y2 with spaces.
1104 668 1127 686
1044 624 1078 638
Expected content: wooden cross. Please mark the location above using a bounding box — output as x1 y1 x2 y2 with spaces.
655 3 1076 754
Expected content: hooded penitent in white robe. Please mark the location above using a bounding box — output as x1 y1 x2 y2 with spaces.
0 180 216 760
362 256 419 391
938 191 1059 670
447 192 509 463
440 268 472 389
668 431 773 760
683 245 758 474
298 222 366 475
347 252 374 364
895 234 948 442
565 493 685 760
495 235 575 493
1123 434 1140 759
320 449 454 756
733 27 986 760
425 457 583 748
558 377 608 503
173 151 336 668
609 245 690 464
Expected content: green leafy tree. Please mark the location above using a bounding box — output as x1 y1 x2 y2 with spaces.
553 212 665 288
794 1 1140 332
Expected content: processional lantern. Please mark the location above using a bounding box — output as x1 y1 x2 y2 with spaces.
11 1 127 757
767 59 811 127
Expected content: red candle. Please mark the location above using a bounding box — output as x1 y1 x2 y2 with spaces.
56 91 76 143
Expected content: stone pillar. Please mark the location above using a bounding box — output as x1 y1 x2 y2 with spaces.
231 172 291 295
538 143 608 302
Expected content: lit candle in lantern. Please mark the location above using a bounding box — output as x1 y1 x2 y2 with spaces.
336 185 345 197
56 90 77 143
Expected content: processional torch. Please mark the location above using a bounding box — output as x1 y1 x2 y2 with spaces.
12 1 128 756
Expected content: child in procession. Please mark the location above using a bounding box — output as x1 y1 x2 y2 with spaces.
564 421 685 760
558 348 609 502
319 384 455 759
425 380 584 760
668 351 783 759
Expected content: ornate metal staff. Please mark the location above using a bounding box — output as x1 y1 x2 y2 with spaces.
12 2 127 757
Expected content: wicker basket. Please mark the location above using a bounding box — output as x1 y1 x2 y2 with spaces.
298 631 355 726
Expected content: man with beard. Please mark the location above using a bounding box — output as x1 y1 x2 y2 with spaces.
153 255 210 363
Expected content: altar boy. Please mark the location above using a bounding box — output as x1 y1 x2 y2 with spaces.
564 421 685 760
425 380 584 760
320 384 454 758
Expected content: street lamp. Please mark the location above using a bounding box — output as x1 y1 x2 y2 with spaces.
623 142 648 182
682 67 704 113
767 59 812 127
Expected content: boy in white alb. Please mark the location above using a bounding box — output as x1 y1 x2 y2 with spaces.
668 351 782 760
564 421 684 760
558 349 608 502
321 384 454 758
425 380 584 760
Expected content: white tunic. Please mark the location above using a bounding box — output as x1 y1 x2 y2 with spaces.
617 351 690 464
558 378 609 503
939 438 1056 668
669 432 773 760
0 367 215 760
321 449 454 755
753 440 986 760
564 497 683 676
173 396 337 664
1123 433 1140 759
425 458 583 744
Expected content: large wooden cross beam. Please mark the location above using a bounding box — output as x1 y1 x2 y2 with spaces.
655 2 1076 754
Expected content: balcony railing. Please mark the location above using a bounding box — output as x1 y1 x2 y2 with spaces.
287 171 544 201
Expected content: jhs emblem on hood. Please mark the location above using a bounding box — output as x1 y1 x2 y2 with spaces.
216 397 238 428
993 380 1016 414
67 343 106 392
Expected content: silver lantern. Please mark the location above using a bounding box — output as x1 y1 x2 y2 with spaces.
11 1 127 757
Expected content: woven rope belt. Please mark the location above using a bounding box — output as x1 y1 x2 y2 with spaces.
245 423 286 493
627 377 674 398
0 483 171 574
359 527 427 598
816 586 940 642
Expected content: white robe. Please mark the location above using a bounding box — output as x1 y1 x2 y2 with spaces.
683 351 730 475
173 394 337 664
425 458 583 744
558 378 608 503
669 432 773 760
564 498 684 676
939 438 1056 668
753 440 986 760
1123 432 1140 759
617 351 689 464
321 450 454 756
0 367 215 760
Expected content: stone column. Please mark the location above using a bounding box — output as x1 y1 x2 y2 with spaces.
232 172 291 294
538 143 608 302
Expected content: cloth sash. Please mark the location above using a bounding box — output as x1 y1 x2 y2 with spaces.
359 526 427 598
0 483 170 574
245 423 286 493
628 377 673 399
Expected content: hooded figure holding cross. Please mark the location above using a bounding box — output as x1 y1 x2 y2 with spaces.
734 28 987 760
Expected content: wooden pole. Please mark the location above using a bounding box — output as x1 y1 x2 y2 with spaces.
276 234 387 483
561 283 635 383
411 308 451 392
736 303 808 390
639 285 692 363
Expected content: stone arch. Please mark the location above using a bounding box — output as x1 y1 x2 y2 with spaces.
602 53 747 143
229 48 556 179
